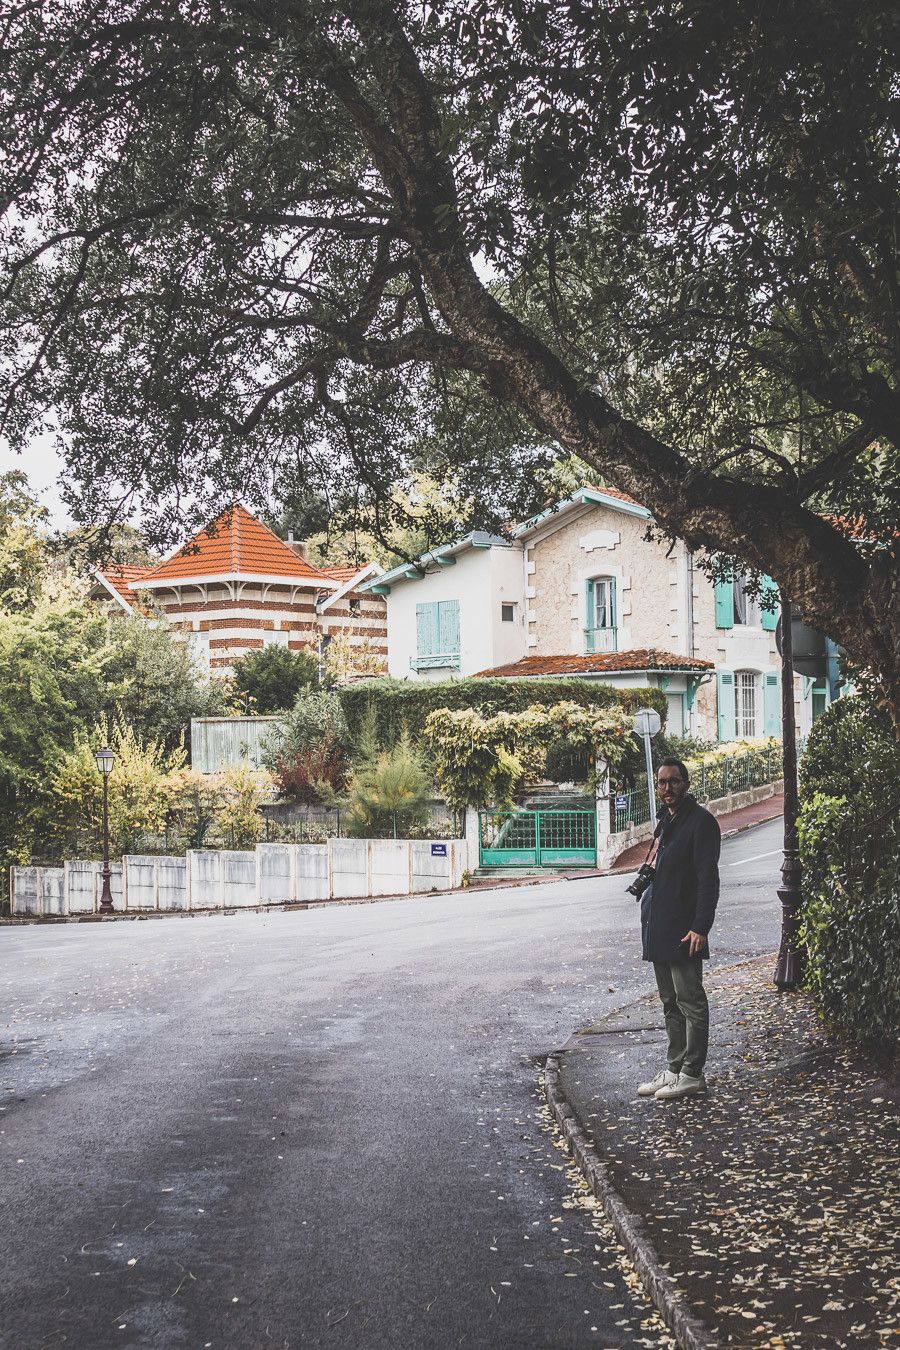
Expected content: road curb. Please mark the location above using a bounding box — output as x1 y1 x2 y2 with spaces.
543 1054 717 1350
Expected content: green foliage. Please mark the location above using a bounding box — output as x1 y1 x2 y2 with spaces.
338 732 430 838
337 677 666 752
47 716 186 857
102 616 224 748
262 690 350 801
424 701 631 809
213 763 274 850
231 644 318 714
797 694 899 1045
0 471 52 612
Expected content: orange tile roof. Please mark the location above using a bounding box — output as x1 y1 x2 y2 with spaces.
144 504 325 583
582 483 641 507
474 651 714 678
94 564 158 606
317 565 366 581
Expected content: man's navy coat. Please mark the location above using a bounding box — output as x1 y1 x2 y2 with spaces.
639 795 721 963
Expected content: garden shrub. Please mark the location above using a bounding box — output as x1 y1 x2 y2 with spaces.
231 644 318 713
797 694 899 1046
262 690 350 801
214 763 275 849
336 677 667 749
338 731 430 838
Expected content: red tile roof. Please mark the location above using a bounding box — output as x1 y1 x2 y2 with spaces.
582 483 641 507
474 651 714 678
94 564 158 606
317 565 366 581
143 504 325 583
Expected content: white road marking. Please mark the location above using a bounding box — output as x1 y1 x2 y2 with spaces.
728 849 782 866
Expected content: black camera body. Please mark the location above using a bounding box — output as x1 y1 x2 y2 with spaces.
626 862 655 899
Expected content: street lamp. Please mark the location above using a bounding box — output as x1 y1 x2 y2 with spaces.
94 745 115 914
773 600 804 988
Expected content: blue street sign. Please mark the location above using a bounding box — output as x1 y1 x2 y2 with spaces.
431 843 448 857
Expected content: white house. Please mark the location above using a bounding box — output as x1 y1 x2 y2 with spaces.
363 530 525 680
359 485 831 740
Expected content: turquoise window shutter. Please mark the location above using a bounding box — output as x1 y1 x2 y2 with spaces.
763 672 781 735
585 578 595 626
760 575 779 631
714 575 734 628
438 599 460 654
416 602 438 656
716 669 736 741
609 576 617 629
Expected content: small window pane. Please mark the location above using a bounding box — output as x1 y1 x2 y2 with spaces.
735 671 757 737
501 603 515 622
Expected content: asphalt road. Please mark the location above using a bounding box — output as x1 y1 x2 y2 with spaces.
1 819 784 1350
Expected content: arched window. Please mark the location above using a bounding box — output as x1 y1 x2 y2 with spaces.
735 670 760 738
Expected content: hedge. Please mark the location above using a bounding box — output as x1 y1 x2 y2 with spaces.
797 694 899 1046
336 677 668 749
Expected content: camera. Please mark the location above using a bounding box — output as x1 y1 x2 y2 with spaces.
626 862 655 899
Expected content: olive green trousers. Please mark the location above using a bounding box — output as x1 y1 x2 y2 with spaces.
653 957 709 1078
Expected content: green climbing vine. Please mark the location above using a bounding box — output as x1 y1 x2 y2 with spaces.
423 701 631 810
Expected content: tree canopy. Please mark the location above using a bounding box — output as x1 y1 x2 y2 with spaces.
1 0 897 709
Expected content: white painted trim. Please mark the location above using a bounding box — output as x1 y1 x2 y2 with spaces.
316 562 383 613
139 571 338 591
92 569 136 614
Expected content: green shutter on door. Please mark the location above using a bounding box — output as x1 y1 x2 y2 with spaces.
608 576 617 630
438 599 460 654
763 672 781 736
416 602 438 656
716 669 736 741
585 578 595 626
714 575 734 628
760 575 779 631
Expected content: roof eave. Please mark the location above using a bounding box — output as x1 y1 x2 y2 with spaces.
138 570 337 590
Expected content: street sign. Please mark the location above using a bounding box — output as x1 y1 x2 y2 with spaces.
633 708 661 737
615 794 628 810
430 843 448 857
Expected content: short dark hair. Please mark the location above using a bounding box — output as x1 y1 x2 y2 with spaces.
658 756 690 784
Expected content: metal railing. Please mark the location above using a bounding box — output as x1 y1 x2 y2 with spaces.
611 742 791 832
584 626 617 654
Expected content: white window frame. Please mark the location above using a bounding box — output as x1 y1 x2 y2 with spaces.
733 574 761 627
500 602 516 623
735 670 759 738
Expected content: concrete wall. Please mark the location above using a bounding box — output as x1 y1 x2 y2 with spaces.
10 838 466 917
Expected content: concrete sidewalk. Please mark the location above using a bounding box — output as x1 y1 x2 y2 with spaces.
548 955 899 1348
611 794 785 873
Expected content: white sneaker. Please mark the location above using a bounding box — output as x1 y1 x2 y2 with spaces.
636 1069 678 1097
654 1072 707 1100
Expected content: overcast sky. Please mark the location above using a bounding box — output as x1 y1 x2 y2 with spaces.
1 435 74 529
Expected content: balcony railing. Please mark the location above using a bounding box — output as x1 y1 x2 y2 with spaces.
584 625 617 654
410 652 460 671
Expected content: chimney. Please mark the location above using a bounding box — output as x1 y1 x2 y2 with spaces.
286 532 309 561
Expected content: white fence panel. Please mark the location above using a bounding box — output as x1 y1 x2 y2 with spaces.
329 839 369 899
158 857 188 911
369 840 411 897
222 851 257 908
188 851 225 909
297 845 328 902
257 844 295 906
124 856 159 911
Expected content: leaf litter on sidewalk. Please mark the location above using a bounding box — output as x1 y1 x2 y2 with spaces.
577 957 899 1347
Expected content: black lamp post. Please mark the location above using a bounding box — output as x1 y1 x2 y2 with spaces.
94 744 115 913
773 600 804 988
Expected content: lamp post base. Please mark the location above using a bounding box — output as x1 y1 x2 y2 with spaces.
774 851 803 989
98 866 115 914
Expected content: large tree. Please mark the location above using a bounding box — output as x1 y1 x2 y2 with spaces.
1 1 897 710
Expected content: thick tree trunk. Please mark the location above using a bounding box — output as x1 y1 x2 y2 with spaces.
335 2 900 724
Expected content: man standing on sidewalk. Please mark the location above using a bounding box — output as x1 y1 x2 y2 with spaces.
636 757 721 1101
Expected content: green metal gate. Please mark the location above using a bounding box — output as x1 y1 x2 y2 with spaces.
478 809 596 868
